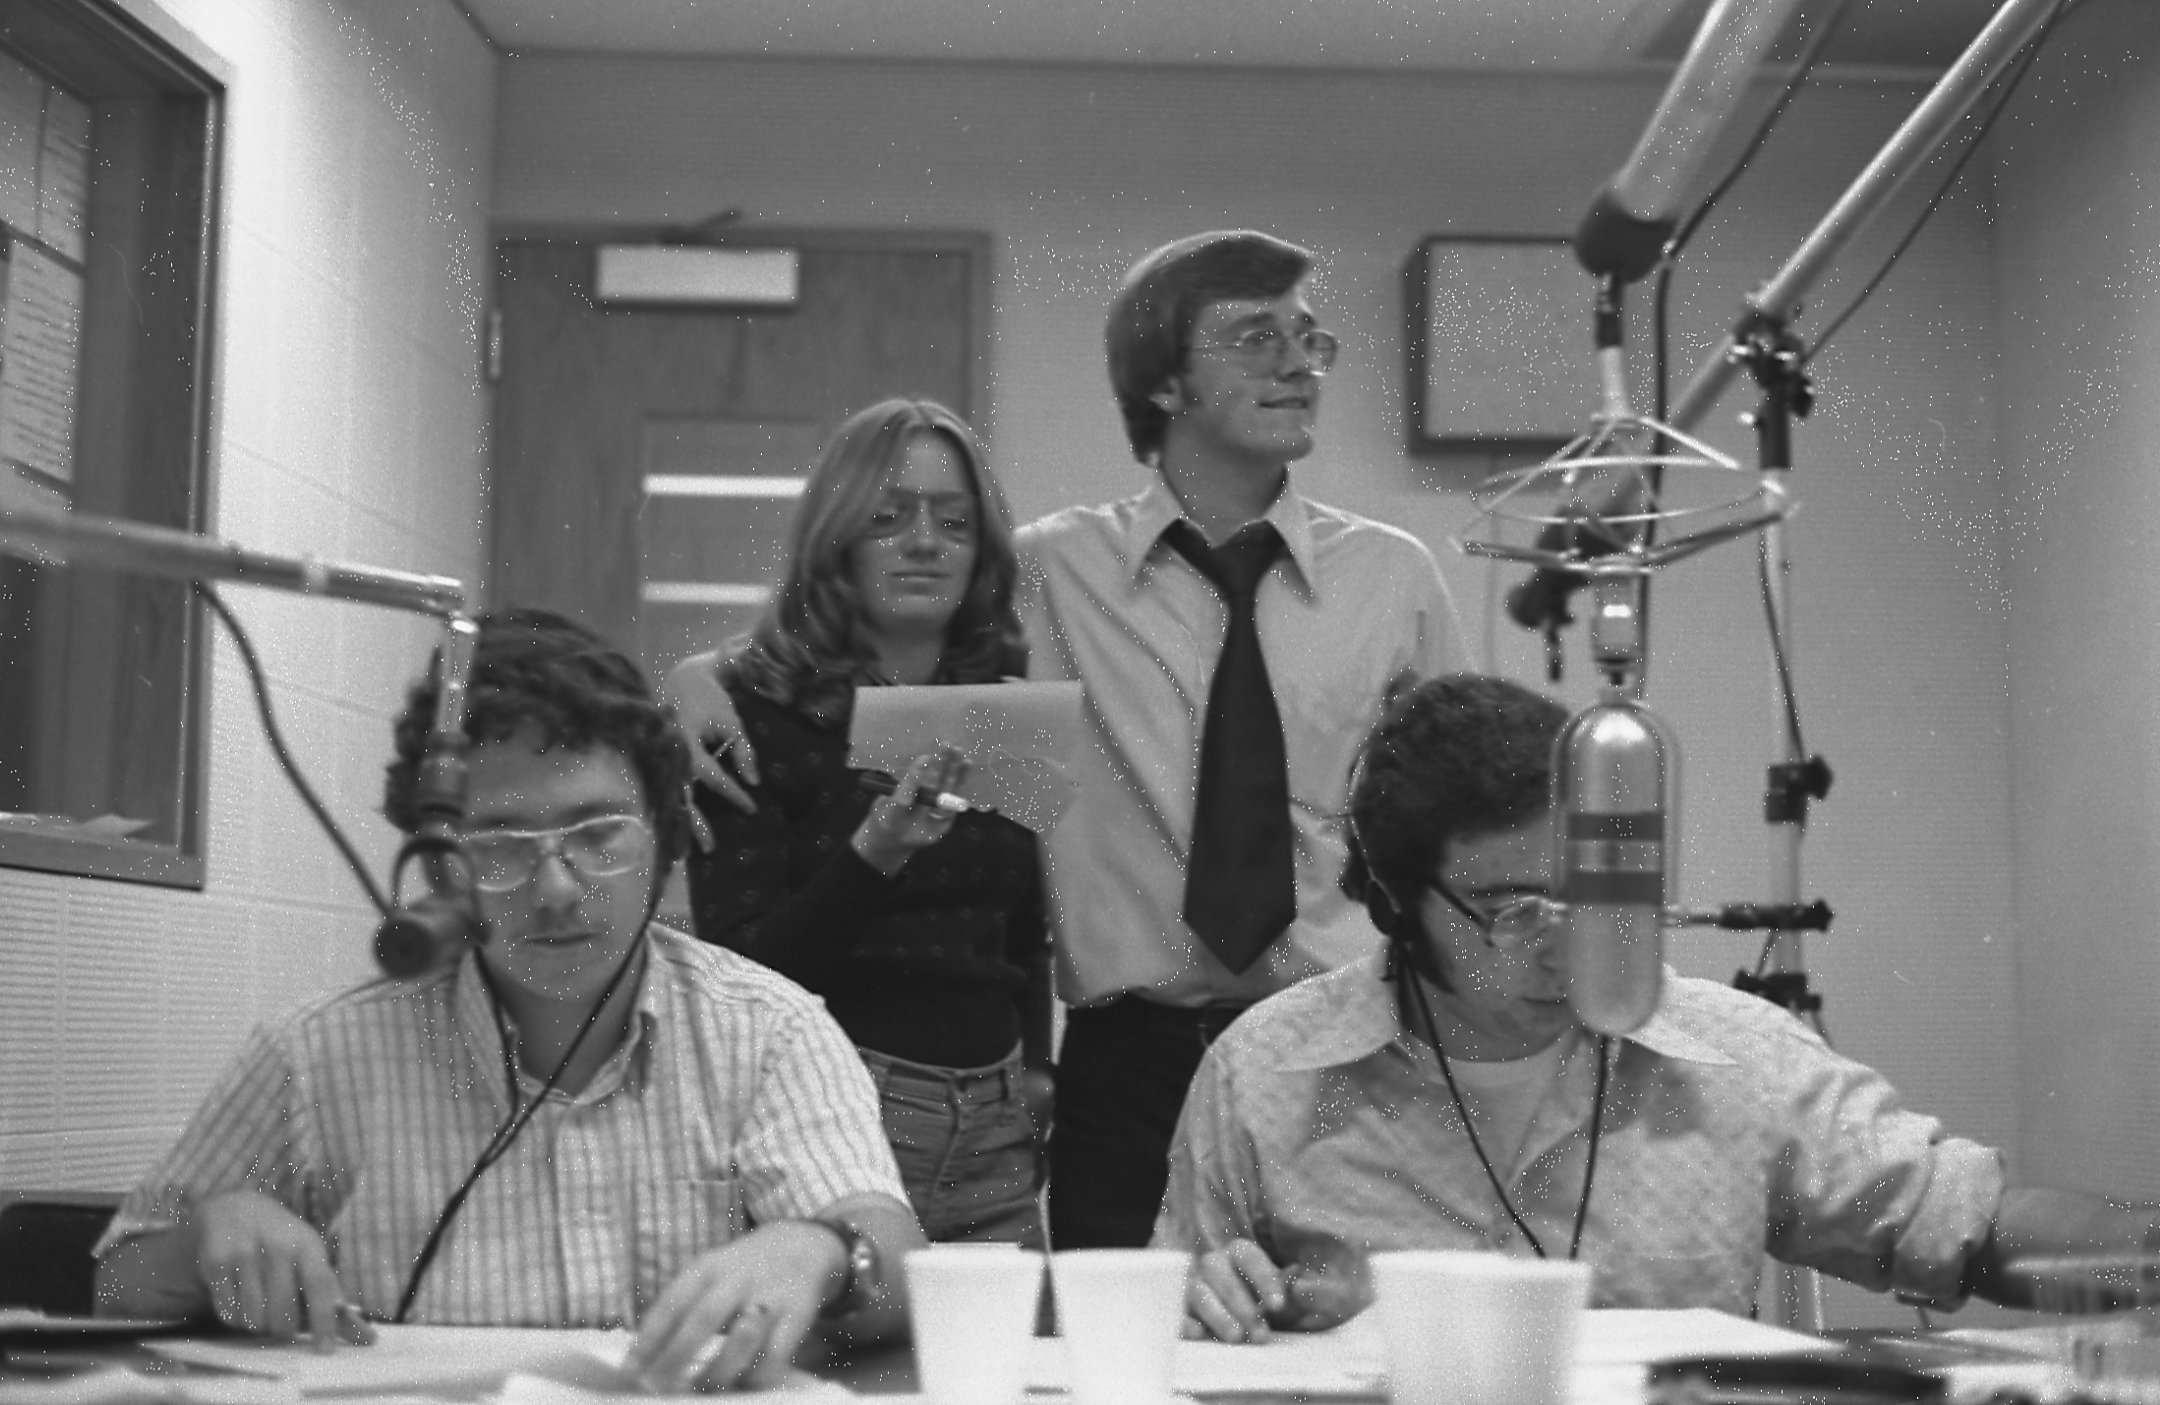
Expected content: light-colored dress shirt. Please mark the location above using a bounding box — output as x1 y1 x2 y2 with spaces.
1155 956 2006 1315
1017 478 1460 1008
98 925 906 1326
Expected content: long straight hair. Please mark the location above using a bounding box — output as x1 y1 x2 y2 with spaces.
730 398 1025 718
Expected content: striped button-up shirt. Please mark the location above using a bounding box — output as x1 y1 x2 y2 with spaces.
100 926 905 1326
1155 958 2006 1314
1018 478 1460 1008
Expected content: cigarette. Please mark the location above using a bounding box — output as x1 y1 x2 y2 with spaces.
858 773 974 814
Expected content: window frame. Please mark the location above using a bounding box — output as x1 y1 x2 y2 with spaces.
0 0 227 887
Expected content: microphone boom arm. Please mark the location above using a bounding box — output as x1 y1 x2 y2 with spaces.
0 501 481 977
1669 0 2063 435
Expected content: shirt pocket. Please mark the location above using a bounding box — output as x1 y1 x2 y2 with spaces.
646 1174 746 1306
1273 634 1405 808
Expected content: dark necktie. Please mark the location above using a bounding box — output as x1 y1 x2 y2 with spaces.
1165 520 1296 973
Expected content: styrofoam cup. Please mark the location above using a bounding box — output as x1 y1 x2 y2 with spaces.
1050 1248 1191 1405
1370 1251 1591 1405
906 1245 1044 1405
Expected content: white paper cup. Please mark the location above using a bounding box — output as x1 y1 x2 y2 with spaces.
1370 1251 1591 1405
1050 1248 1192 1405
906 1245 1045 1405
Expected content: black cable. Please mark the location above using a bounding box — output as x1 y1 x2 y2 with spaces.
1802 0 2068 365
1396 956 1605 1260
195 585 390 916
393 890 659 1321
1574 1038 1610 1261
1759 537 1807 759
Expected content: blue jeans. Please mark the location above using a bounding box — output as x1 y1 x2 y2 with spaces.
859 1044 1046 1248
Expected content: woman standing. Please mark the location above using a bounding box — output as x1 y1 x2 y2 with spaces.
676 398 1050 1247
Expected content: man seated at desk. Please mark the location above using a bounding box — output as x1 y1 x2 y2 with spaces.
1159 672 2160 1342
95 610 924 1391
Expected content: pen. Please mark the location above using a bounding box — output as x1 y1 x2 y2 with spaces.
858 772 978 814
335 1301 378 1346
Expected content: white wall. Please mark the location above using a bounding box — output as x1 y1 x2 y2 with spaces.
0 0 496 1189
1995 0 2160 1197
14 0 2152 1329
495 52 2029 1323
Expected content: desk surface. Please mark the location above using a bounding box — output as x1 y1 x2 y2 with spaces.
0 1309 2075 1404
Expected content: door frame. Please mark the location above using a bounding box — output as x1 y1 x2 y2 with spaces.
486 221 994 445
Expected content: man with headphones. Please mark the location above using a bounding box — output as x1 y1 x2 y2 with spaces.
1160 672 2160 1341
95 610 922 1392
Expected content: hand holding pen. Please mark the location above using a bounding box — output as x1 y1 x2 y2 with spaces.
851 749 971 876
193 1189 376 1352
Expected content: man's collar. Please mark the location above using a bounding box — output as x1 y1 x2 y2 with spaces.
1123 476 1319 595
451 934 669 1093
1262 957 1737 1073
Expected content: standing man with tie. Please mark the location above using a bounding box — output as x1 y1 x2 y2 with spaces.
1023 230 1462 1248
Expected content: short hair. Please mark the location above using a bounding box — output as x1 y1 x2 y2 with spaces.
1341 673 1569 912
1105 230 1312 465
384 609 694 872
731 397 1026 717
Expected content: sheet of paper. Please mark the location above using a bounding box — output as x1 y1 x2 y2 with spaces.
0 238 83 485
0 1365 300 1405
847 682 1085 834
149 1326 633 1398
1577 1307 1827 1364
496 1367 852 1402
1019 1307 1827 1400
35 87 88 262
0 52 42 235
0 1309 188 1338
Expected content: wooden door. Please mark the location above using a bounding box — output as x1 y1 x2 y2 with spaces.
487 234 986 681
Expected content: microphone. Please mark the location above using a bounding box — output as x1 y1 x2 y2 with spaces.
374 884 485 979
1502 514 1634 633
373 730 485 978
1551 698 1677 1035
1573 0 1802 282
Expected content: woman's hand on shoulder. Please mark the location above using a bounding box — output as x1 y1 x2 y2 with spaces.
665 651 758 822
851 750 966 876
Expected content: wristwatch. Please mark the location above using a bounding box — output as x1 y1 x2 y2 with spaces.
804 1216 878 1317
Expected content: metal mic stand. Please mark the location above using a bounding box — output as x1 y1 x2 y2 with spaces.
1645 0 2063 1113
1636 0 2060 1328
0 503 481 977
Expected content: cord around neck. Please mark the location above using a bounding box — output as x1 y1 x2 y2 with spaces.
1393 955 1608 1261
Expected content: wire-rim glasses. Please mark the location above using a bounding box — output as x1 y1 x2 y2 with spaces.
1190 325 1340 377
1430 876 1565 948
463 814 652 893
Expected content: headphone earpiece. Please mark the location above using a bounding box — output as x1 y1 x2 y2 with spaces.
1364 878 1405 941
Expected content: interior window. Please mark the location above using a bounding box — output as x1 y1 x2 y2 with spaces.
0 0 223 886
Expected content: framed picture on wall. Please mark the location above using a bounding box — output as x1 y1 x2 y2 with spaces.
1405 236 1600 450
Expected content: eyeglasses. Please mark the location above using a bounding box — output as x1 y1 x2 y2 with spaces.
1190 325 1340 377
863 489 977 544
1430 877 1565 949
462 815 652 893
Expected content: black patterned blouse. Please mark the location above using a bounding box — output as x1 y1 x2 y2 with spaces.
685 681 1051 1070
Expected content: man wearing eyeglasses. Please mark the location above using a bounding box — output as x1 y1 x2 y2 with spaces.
1021 230 1462 1249
1162 673 2160 1341
94 610 923 1391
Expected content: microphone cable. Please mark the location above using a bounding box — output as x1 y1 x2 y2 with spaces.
1801 0 2069 366
196 584 389 917
392 887 661 1322
1394 952 1608 1261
